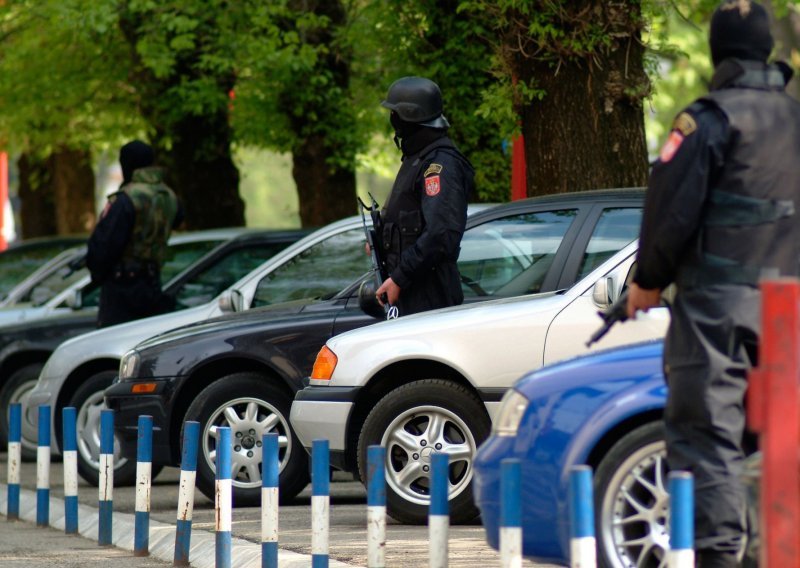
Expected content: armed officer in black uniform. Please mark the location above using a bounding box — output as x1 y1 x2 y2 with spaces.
87 140 182 328
626 2 800 566
375 77 474 316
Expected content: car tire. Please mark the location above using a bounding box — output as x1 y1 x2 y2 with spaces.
69 370 139 487
185 373 309 507
0 362 44 461
357 379 490 525
594 422 669 568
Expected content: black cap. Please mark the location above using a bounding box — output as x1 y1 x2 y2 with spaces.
119 140 154 184
710 0 773 67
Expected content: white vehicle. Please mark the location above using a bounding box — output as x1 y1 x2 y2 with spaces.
26 216 376 482
290 240 670 523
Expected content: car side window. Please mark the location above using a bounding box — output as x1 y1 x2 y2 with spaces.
252 228 371 308
458 209 578 298
173 243 292 309
161 240 222 282
576 207 642 281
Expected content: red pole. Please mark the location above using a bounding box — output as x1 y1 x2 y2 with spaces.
747 279 800 568
510 135 526 201
0 152 7 251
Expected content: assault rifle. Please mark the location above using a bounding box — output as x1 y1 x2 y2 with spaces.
357 194 397 320
585 289 630 347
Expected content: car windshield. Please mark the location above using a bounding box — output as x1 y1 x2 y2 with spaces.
458 210 578 297
252 228 371 307
0 241 84 300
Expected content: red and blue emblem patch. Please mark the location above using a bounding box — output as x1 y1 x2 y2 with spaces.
425 175 441 197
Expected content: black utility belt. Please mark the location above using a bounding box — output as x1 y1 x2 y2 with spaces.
112 260 159 279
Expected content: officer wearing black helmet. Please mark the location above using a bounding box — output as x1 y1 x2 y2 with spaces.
375 76 474 316
87 140 182 328
627 2 800 566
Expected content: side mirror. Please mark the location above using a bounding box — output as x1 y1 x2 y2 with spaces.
592 277 615 308
218 289 245 313
64 288 82 310
358 280 386 320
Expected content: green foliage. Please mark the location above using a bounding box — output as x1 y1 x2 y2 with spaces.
0 0 144 155
357 0 512 202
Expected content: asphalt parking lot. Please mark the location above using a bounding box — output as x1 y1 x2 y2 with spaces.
0 456 557 567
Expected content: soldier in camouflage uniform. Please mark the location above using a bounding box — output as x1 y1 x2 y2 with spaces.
87 140 181 328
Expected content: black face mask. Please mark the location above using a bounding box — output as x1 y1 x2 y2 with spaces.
390 112 422 149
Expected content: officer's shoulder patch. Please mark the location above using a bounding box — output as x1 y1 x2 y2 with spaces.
672 112 697 137
424 163 443 177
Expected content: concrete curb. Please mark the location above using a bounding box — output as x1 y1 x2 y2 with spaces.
0 483 358 567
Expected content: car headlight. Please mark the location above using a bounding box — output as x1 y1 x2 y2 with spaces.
119 350 140 381
493 389 529 437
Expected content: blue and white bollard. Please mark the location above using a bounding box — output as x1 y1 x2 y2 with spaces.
312 439 330 568
134 415 153 557
174 421 200 567
429 452 450 568
568 466 596 568
500 459 522 568
7 402 21 521
262 433 279 568
98 409 114 546
367 445 386 568
216 426 232 568
62 407 79 534
36 405 51 527
667 472 694 568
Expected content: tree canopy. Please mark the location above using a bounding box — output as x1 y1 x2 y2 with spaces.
0 1 797 233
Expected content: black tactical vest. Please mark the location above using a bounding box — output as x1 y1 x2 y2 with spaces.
381 137 465 270
119 167 178 267
680 65 800 287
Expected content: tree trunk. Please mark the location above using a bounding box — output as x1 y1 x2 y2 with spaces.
51 148 96 234
514 3 650 196
17 152 57 238
293 133 357 225
284 0 357 227
158 112 245 231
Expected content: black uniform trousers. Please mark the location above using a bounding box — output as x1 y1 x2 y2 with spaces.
664 284 760 555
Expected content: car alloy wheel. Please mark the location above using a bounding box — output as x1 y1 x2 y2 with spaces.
0 362 44 460
69 370 137 486
381 405 476 506
595 422 668 568
357 379 490 524
186 373 308 506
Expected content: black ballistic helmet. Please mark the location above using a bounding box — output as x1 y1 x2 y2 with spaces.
709 0 773 67
381 77 450 129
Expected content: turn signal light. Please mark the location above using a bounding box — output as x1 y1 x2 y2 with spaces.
311 346 338 381
131 383 158 394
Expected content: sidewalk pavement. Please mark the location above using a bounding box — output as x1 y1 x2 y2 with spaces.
0 482 356 568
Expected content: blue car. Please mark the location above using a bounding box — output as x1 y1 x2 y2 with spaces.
474 340 668 568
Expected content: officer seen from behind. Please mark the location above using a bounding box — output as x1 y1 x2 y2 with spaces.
87 140 182 328
376 76 474 316
626 2 800 566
